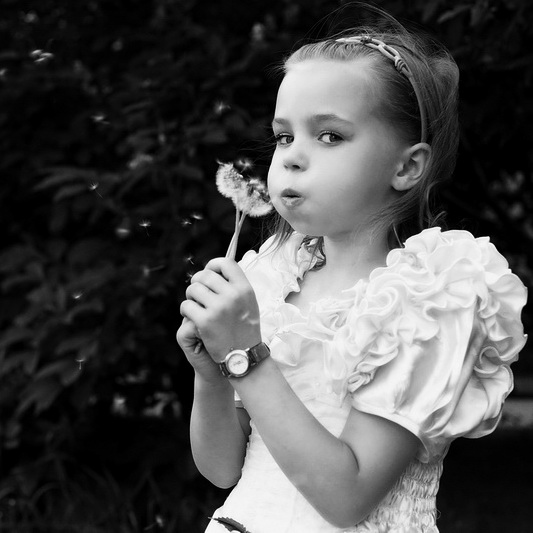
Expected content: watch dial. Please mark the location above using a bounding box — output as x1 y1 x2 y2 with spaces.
227 352 249 376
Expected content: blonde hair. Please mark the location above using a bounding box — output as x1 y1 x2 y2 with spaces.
269 18 459 251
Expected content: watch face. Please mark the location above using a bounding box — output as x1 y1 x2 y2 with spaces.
227 351 249 376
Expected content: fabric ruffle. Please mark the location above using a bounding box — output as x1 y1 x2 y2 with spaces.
345 228 527 460
239 228 528 461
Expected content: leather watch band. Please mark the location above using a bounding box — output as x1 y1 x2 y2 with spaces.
248 342 271 366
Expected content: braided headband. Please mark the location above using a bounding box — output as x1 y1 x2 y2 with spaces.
336 36 427 144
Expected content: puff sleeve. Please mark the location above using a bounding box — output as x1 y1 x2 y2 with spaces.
340 228 528 463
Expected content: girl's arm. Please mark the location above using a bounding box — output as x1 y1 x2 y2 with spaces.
177 318 250 488
189 375 250 488
181 258 419 527
232 358 418 527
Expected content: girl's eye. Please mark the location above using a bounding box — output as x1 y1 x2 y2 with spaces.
274 133 294 145
319 131 343 144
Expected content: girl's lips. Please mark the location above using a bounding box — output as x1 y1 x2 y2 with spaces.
280 196 304 208
280 188 304 207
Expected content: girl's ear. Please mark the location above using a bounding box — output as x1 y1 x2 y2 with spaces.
392 143 431 191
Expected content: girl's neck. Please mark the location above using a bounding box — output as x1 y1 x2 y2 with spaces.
319 229 390 283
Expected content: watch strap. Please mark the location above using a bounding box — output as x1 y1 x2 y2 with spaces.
219 342 270 378
247 342 271 366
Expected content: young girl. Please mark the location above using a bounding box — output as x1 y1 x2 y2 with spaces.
177 10 528 533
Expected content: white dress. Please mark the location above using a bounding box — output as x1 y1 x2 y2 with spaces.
205 228 527 533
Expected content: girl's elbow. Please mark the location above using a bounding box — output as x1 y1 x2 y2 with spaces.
212 476 239 490
323 502 374 529
195 460 242 489
204 470 241 489
331 514 368 530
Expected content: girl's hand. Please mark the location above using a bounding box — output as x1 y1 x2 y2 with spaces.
180 258 262 362
176 316 222 383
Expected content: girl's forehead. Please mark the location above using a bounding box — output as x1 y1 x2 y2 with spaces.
284 57 375 81
276 58 380 114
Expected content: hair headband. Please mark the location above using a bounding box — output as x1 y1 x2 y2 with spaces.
336 36 427 144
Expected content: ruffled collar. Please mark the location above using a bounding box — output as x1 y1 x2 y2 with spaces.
263 233 369 312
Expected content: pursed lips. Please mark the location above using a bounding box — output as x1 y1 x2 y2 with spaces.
280 188 304 207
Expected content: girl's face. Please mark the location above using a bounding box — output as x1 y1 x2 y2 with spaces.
268 58 408 240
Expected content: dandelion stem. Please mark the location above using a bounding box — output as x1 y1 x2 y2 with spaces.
226 211 247 260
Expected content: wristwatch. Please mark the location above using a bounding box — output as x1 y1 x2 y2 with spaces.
218 342 270 378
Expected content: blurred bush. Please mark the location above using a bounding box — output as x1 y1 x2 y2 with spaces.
0 0 531 531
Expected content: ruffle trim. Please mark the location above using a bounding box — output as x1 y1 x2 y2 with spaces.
342 228 527 396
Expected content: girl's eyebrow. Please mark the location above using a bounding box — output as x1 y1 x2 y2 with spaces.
271 114 354 128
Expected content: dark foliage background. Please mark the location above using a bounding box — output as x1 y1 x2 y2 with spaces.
0 0 532 531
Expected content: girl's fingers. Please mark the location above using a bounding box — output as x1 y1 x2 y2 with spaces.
204 257 247 284
180 298 205 324
189 268 228 294
176 317 200 350
186 281 216 308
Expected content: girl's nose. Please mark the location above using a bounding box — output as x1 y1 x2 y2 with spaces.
282 143 308 171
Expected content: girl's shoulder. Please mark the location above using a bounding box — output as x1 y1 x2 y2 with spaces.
359 225 528 375
386 226 516 277
369 226 526 302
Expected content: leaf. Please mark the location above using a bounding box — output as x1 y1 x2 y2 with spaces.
0 245 41 274
33 167 98 191
421 0 443 23
54 183 91 202
175 163 204 181
67 238 109 265
16 377 62 415
55 335 91 356
0 327 33 350
437 4 470 24
64 300 104 323
210 517 251 533
1 273 40 291
202 128 227 145
0 350 38 376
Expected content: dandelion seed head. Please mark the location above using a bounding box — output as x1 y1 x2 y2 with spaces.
88 181 99 191
191 212 203 220
72 292 83 300
181 218 192 227
216 162 247 201
243 177 273 217
139 220 151 228
216 163 272 216
235 157 254 172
